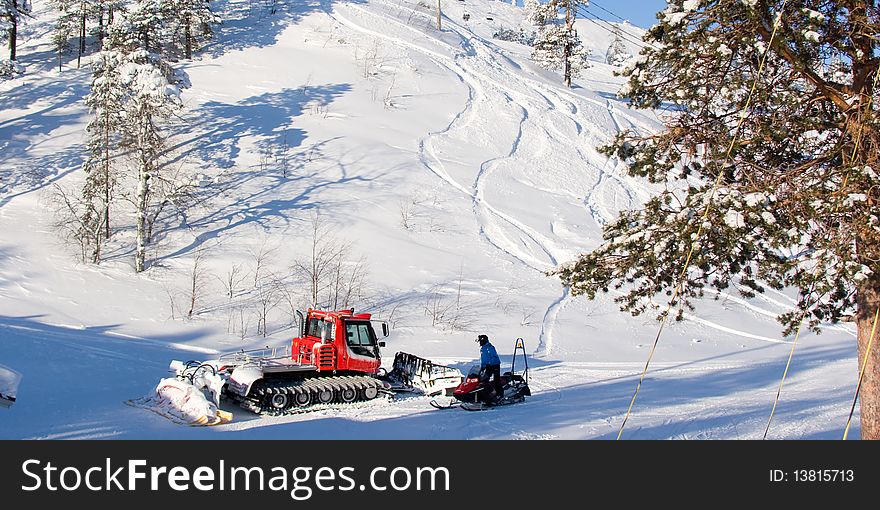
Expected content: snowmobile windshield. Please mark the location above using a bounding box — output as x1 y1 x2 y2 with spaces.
467 365 482 378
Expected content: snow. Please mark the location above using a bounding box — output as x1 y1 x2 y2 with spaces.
682 0 700 12
0 0 861 439
802 8 825 23
803 30 821 43
663 11 688 26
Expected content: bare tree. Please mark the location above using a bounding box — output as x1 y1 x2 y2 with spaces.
216 262 247 300
292 212 371 312
423 268 475 331
271 274 301 328
383 74 397 110
248 241 277 290
293 212 342 308
327 254 367 310
235 306 251 342
424 290 454 328
50 184 104 264
399 197 416 231
164 283 179 320
253 274 278 337
186 247 209 318
519 305 537 326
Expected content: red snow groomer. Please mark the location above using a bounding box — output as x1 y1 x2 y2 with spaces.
432 338 531 411
133 309 464 425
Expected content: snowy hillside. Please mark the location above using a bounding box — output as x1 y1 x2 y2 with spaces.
0 0 861 439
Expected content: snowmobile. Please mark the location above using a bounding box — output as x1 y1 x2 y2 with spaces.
431 338 531 411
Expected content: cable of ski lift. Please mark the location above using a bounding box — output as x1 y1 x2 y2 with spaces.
574 6 657 51
589 0 628 23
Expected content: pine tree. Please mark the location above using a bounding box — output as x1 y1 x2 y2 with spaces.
605 24 631 67
52 0 91 68
166 0 218 59
2 0 32 61
127 0 164 53
91 0 124 47
125 0 218 60
553 0 880 438
82 39 127 254
527 0 589 87
84 18 187 271
118 44 186 272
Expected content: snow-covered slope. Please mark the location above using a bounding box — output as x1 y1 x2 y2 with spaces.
0 0 860 439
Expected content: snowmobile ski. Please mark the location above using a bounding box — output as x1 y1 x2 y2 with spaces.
460 395 526 411
429 398 460 410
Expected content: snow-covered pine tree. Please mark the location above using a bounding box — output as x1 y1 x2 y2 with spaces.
52 0 90 68
125 0 217 59
165 0 218 59
94 18 187 271
2 0 32 61
82 36 128 253
91 0 124 48
553 0 880 438
122 51 185 272
526 0 589 87
605 24 631 67
127 0 165 54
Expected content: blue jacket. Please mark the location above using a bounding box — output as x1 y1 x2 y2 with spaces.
480 342 501 367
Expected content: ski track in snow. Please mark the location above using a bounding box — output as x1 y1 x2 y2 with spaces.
332 1 651 357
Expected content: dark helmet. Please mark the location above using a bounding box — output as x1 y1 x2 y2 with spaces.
476 334 489 345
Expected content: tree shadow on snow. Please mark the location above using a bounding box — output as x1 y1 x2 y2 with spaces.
207 342 859 440
203 0 367 60
154 145 382 261
0 72 90 209
170 84 352 169
0 314 219 439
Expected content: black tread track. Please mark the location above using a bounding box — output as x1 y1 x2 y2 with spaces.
244 375 385 415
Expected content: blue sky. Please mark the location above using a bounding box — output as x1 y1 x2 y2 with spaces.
587 0 668 29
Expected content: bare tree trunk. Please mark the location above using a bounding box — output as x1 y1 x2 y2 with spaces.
135 162 149 273
185 16 192 59
8 2 17 61
563 2 572 88
856 278 880 439
187 249 205 318
77 6 86 69
436 0 441 30
103 120 111 240
97 7 104 48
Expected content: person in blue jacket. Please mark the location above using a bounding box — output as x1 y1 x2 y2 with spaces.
477 334 504 403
